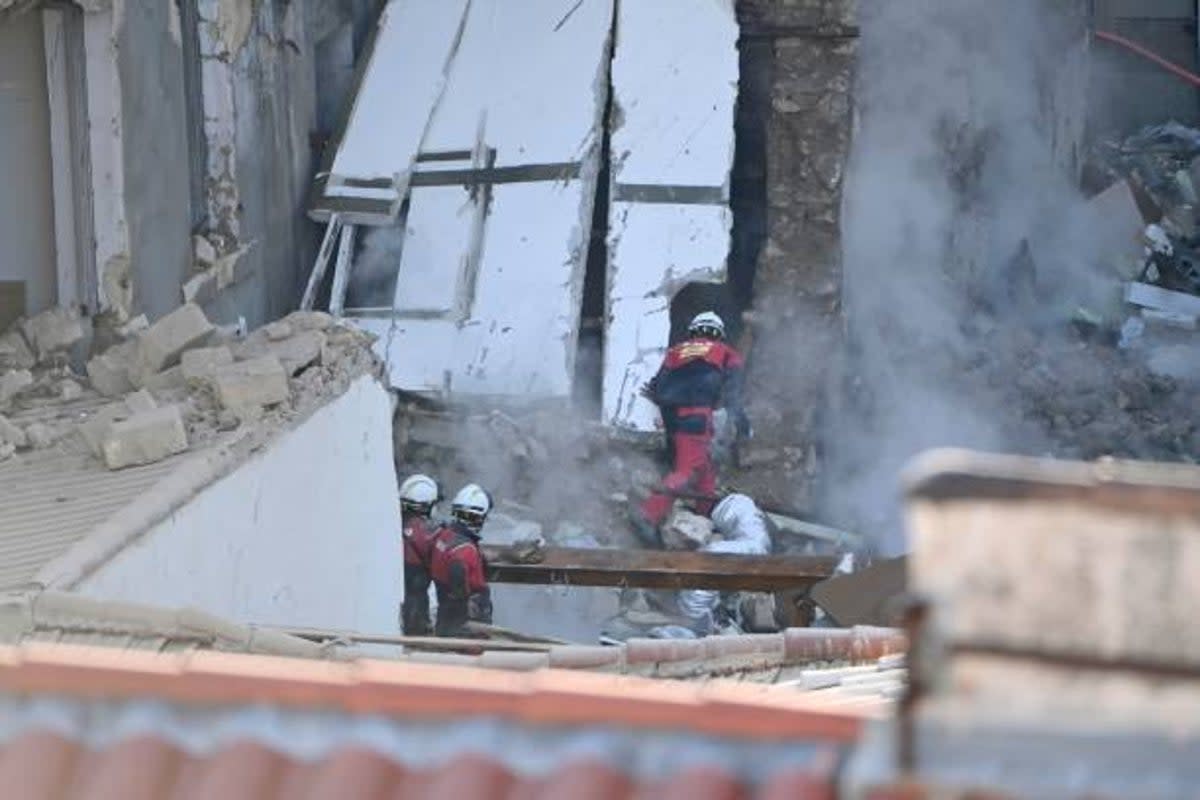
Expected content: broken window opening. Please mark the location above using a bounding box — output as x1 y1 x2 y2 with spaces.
727 30 772 318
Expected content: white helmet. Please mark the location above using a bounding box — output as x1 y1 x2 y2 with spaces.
399 474 439 516
451 483 492 531
688 311 725 340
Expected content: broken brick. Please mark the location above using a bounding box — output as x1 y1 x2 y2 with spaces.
180 345 233 384
101 405 189 469
214 356 289 412
136 303 214 375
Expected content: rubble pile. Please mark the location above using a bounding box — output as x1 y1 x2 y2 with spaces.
0 303 378 470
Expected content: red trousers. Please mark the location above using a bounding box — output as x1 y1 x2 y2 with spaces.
640 427 717 526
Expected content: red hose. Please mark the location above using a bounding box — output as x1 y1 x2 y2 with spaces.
1095 29 1200 89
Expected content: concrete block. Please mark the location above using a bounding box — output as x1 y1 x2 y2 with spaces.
180 345 233 384
214 356 289 412
124 389 158 415
136 303 214 374
20 307 85 361
193 234 217 267
0 369 33 406
0 330 34 371
268 330 326 375
101 405 189 469
0 414 27 448
86 340 139 397
78 403 132 457
661 506 714 550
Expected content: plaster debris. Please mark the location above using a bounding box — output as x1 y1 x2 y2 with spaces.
102 405 189 470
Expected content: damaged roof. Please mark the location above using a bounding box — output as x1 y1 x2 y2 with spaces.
0 641 866 798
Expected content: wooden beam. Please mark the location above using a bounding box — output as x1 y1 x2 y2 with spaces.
483 546 838 592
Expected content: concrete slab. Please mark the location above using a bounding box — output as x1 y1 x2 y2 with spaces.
602 0 738 432
348 0 613 400
317 0 472 218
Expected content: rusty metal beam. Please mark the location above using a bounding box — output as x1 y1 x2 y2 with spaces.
483 546 838 592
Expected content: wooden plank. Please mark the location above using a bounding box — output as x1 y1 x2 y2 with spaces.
482 545 838 592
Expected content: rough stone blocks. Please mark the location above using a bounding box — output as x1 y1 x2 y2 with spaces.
214 356 290 412
137 303 214 375
101 405 189 470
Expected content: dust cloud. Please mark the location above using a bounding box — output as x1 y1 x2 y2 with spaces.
823 0 1102 555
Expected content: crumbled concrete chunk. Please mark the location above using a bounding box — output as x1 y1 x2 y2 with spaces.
285 310 334 332
136 303 214 374
101 405 188 469
0 369 33 406
0 442 14 462
24 422 57 450
181 345 233 384
124 388 158 415
78 404 132 457
0 414 27 449
264 321 293 341
661 506 715 551
269 330 325 375
214 355 289 412
0 330 35 371
86 339 139 397
20 307 85 362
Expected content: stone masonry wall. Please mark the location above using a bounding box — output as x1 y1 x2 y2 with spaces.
733 0 858 512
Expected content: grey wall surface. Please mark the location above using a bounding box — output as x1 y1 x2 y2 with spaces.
0 11 57 321
117 2 195 323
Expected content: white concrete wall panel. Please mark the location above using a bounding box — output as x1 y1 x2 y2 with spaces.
77 375 402 634
603 0 738 431
326 0 470 202
355 0 613 400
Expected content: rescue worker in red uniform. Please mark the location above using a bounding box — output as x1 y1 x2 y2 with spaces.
634 312 750 545
399 473 441 635
431 483 494 637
